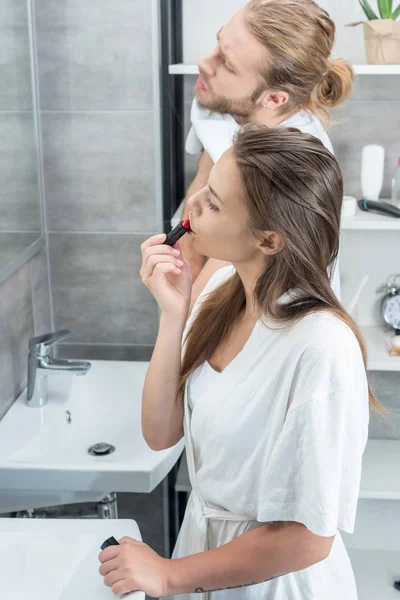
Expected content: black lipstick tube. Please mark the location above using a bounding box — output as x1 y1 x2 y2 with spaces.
100 536 120 550
163 219 191 246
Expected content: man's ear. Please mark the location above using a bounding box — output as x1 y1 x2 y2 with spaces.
259 90 290 111
259 231 284 255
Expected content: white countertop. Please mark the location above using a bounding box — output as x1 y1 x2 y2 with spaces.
0 517 145 600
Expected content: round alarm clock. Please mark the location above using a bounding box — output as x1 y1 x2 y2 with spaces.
379 275 400 334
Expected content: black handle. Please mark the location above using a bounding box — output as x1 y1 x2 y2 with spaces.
357 199 400 218
100 536 120 550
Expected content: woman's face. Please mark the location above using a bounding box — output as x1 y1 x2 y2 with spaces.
186 150 262 265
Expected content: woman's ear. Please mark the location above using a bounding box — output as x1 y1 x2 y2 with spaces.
258 231 284 255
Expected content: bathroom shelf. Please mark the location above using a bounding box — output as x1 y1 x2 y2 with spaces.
347 549 400 599
341 207 400 230
168 63 400 76
362 326 400 372
360 440 400 500
353 65 400 75
169 63 199 75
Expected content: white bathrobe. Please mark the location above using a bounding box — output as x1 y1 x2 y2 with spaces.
167 266 369 600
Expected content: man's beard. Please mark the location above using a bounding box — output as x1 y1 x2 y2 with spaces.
195 82 264 120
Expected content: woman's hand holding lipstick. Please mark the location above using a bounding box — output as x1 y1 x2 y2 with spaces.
140 234 192 319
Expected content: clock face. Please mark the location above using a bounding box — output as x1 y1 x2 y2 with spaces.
383 293 400 330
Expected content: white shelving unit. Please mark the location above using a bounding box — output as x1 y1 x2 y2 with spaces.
168 63 400 76
362 327 400 372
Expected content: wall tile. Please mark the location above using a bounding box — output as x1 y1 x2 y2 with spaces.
35 0 153 110
42 111 157 233
0 233 39 274
49 233 158 345
0 112 42 232
30 248 53 336
0 0 32 111
368 372 400 439
352 75 400 103
0 263 34 419
330 102 400 199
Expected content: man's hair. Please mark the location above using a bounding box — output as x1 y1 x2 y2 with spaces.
245 0 354 122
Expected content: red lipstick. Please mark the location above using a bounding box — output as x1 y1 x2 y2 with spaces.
163 219 191 246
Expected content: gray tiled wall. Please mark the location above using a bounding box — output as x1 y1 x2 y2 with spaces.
35 0 159 358
0 0 51 419
0 249 52 420
0 0 41 233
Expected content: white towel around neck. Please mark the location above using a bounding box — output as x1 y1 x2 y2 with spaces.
185 98 334 163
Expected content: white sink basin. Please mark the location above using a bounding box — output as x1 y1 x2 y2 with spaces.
0 517 145 599
0 361 184 513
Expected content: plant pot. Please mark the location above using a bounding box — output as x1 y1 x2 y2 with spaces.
347 19 400 64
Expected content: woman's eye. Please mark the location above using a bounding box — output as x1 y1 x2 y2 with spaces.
206 198 219 212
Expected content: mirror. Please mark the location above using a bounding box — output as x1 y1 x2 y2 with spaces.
0 0 44 282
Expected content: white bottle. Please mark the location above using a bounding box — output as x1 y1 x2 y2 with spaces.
391 157 400 208
361 144 385 201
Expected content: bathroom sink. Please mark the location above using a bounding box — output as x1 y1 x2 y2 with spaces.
0 361 184 513
0 517 145 599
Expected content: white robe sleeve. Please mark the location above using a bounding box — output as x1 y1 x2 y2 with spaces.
256 319 369 537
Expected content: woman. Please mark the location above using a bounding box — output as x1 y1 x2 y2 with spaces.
99 126 385 599
183 0 354 305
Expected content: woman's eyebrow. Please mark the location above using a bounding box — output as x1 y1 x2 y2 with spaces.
209 185 224 204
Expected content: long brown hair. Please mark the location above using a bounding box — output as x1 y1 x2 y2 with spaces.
245 0 354 123
180 125 387 421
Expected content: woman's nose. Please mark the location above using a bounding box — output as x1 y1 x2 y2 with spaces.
186 195 195 212
197 48 218 77
187 192 201 214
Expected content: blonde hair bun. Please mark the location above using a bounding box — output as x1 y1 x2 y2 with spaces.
317 59 354 109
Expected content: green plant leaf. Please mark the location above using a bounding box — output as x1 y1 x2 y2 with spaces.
392 2 400 18
358 0 379 19
378 0 393 18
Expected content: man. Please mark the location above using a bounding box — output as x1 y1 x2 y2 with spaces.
179 0 352 308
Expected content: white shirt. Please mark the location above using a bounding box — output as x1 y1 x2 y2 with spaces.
185 99 341 300
167 266 369 600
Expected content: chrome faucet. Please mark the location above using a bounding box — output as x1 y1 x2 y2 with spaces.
27 329 91 408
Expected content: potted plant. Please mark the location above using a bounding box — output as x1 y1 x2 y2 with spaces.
348 0 400 64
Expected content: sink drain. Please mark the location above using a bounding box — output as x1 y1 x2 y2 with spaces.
88 443 115 456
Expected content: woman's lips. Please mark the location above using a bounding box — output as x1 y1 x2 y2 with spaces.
196 77 207 91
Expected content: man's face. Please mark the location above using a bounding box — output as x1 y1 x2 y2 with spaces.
195 9 267 118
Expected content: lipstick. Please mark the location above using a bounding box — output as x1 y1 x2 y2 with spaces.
163 219 191 246
100 536 119 550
